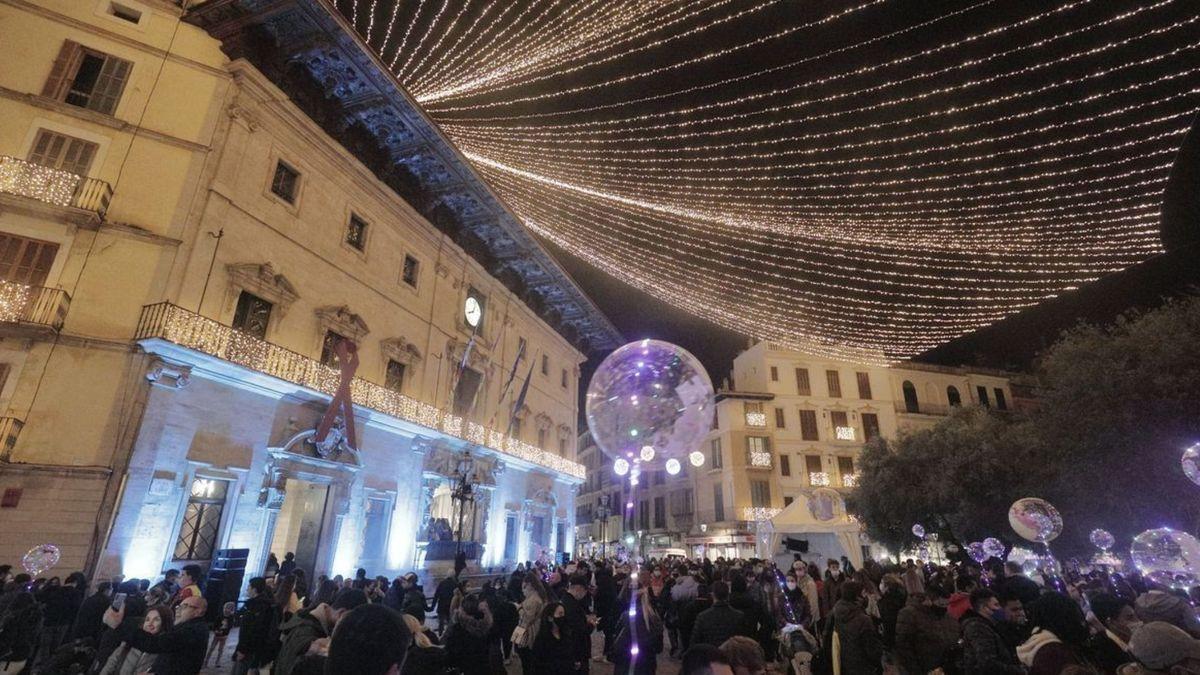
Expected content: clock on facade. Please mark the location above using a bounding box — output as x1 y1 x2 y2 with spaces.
464 296 482 328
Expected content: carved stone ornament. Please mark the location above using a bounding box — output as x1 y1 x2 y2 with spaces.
380 337 422 364
226 262 299 314
534 413 553 432
556 423 572 440
422 445 501 488
315 305 370 341
146 358 191 390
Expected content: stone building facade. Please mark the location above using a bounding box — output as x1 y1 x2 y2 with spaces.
0 0 618 581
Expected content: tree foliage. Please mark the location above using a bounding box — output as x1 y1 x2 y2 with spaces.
850 296 1200 555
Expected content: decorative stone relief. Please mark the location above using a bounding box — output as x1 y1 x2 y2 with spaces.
379 337 423 365
315 305 370 341
226 262 299 314
146 358 191 390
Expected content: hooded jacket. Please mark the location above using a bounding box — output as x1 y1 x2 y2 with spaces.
1017 628 1083 675
1135 590 1200 637
274 607 329 675
444 608 493 675
894 597 960 674
823 598 883 675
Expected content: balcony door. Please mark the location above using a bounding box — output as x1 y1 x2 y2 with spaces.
0 233 57 286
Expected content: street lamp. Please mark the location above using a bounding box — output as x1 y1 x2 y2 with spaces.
451 452 477 558
594 494 612 558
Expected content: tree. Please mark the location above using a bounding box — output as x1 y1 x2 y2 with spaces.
1026 296 1200 551
849 407 1044 552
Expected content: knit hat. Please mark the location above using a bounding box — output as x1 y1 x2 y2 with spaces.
1128 621 1200 669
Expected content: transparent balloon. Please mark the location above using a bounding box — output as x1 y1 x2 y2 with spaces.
983 538 1006 559
1131 528 1200 587
1182 444 1200 487
911 524 926 539
586 340 715 470
1008 498 1063 543
1090 529 1115 552
22 543 60 576
967 542 988 564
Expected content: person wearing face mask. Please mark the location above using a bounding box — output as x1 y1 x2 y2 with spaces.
820 580 883 674
1090 593 1140 674
1118 621 1200 675
820 560 846 622
790 563 821 627
532 603 575 672
1016 591 1092 674
783 573 813 628
961 588 1025 674
876 574 907 649
996 589 1034 652
894 587 960 675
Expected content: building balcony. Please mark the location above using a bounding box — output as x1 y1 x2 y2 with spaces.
894 401 954 416
0 417 24 460
0 281 71 333
0 156 112 217
134 302 585 479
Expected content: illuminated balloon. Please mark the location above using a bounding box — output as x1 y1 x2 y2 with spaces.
21 543 60 576
1008 498 1063 543
1090 529 1115 552
665 458 681 475
689 450 706 467
983 538 1006 559
1131 528 1200 587
967 542 988 564
613 458 630 476
911 524 926 539
1182 443 1200 487
586 340 715 467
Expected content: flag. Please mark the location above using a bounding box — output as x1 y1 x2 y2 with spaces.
498 341 527 405
506 361 535 437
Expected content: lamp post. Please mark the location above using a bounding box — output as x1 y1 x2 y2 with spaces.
594 494 612 559
451 452 477 557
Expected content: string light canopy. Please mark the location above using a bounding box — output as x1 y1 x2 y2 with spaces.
334 0 1200 362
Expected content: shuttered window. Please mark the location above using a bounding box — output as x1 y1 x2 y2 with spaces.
856 372 872 399
826 370 842 397
862 413 881 441
795 368 810 396
43 40 132 115
799 409 819 441
0 234 58 286
27 130 98 176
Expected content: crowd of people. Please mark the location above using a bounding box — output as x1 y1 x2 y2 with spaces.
2 551 1200 674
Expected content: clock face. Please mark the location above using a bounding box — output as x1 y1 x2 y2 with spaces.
464 296 482 327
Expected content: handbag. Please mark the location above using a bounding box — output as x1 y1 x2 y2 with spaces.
510 625 528 648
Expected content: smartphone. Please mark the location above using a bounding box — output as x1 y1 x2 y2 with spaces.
111 592 127 611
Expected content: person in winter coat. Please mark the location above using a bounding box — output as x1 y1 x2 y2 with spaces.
679 583 713 653
443 594 494 675
948 574 978 620
532 602 575 672
274 588 367 675
103 595 209 675
961 588 1024 675
70 581 112 643
487 588 520 663
400 612 446 675
790 564 821 627
431 573 458 633
400 573 430 624
232 577 276 674
1017 592 1090 675
610 586 662 675
820 560 847 620
100 605 173 675
278 552 297 577
0 592 42 673
1135 586 1200 638
691 581 745 649
901 560 925 596
561 575 594 669
516 574 549 675
876 574 906 649
894 588 960 675
1089 593 1138 674
592 565 618 658
822 581 883 675
728 575 771 646
35 572 86 671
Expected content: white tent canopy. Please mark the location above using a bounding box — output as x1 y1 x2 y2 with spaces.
767 489 864 569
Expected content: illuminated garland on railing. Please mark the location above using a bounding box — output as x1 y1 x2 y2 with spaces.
142 304 585 479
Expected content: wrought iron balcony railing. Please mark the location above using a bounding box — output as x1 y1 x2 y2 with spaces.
0 281 71 331
0 156 112 216
0 416 24 459
135 302 585 479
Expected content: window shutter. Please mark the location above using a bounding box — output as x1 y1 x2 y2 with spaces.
42 40 84 100
89 55 132 114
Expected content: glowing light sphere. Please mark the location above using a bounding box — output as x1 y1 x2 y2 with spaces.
983 538 1006 559
586 340 715 468
689 450 705 468
22 543 60 576
967 542 988 564
1008 498 1063 543
613 458 630 476
911 524 926 539
1182 443 1200 487
1131 528 1200 587
665 458 681 475
1090 529 1115 552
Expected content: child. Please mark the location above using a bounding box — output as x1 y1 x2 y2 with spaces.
205 601 236 667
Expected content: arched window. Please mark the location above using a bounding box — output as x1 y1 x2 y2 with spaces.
947 385 962 407
902 381 919 413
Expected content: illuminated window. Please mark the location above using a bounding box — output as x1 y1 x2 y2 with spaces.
320 330 347 367
43 40 131 115
746 436 771 468
831 411 854 441
838 456 856 487
231 291 272 339
173 478 228 561
744 401 766 427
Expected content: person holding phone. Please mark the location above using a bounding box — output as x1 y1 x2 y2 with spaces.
104 595 209 675
99 605 174 675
